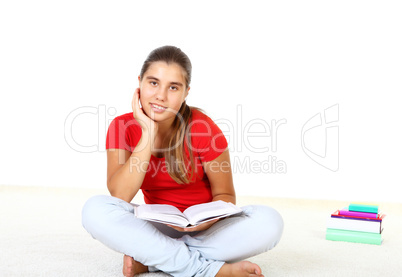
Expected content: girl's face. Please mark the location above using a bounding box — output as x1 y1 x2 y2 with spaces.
138 61 189 125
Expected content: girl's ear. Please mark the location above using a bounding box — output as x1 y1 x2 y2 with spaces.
138 75 141 86
185 86 190 100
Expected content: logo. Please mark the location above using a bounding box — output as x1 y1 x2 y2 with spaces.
301 104 339 172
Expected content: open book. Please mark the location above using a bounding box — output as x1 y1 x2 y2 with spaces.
134 200 243 228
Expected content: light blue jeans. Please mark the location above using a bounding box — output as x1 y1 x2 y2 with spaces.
82 195 284 277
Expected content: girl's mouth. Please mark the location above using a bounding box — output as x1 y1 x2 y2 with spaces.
150 103 167 112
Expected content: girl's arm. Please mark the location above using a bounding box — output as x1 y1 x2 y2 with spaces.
203 148 236 204
107 89 157 203
106 132 153 203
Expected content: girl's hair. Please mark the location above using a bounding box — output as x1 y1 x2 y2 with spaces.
139 45 200 184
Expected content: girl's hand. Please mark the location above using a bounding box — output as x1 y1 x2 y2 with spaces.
132 88 158 137
167 218 220 232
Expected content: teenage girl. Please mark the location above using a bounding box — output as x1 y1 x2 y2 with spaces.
82 45 284 277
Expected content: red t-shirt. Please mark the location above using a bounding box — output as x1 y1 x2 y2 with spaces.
106 109 228 212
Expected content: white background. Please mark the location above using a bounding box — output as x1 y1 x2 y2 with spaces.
1 0 401 202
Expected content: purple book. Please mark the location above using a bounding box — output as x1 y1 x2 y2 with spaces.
339 208 378 218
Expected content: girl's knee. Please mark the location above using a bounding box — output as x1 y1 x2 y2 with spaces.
81 195 117 231
243 205 284 247
260 205 284 229
82 195 109 217
82 195 102 228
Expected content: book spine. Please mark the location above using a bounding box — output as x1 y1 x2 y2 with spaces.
326 228 382 245
349 203 379 214
331 214 382 222
339 210 378 218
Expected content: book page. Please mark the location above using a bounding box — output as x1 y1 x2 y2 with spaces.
136 204 182 216
135 204 190 227
183 201 242 225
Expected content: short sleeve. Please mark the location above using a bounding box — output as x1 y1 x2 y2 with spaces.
190 111 228 163
106 113 142 152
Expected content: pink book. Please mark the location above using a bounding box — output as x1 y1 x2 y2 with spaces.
339 208 378 218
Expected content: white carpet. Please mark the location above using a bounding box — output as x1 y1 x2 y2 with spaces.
1 185 401 277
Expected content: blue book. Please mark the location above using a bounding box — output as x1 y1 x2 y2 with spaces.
348 203 379 214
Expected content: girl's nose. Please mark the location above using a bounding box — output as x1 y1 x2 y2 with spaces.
155 87 168 101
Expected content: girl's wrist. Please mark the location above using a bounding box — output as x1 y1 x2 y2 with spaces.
140 123 158 138
138 130 157 150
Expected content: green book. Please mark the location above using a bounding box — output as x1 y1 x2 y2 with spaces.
326 228 382 245
349 203 379 214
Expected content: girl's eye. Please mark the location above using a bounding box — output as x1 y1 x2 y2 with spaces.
150 81 157 86
170 86 178 91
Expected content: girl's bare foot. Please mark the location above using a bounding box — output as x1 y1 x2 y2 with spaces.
216 261 264 277
122 255 148 277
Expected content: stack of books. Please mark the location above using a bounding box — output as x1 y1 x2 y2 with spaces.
326 203 385 245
